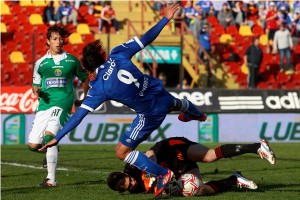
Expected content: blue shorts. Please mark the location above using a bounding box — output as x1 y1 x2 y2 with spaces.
120 89 175 149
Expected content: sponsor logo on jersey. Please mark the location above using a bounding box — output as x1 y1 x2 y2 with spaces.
52 66 64 68
168 139 186 146
103 58 116 80
54 69 62 76
40 62 49 67
139 77 148 96
126 139 131 143
65 59 75 62
45 78 68 88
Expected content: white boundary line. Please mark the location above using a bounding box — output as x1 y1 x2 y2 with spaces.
1 162 107 174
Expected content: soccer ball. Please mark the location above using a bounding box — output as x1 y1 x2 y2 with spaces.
177 173 201 197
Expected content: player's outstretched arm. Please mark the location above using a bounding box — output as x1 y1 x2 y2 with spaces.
139 3 179 47
39 139 58 151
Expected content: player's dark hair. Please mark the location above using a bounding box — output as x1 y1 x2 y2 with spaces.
46 25 70 46
106 172 127 193
82 40 107 73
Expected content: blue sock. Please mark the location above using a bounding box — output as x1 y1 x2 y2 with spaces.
124 150 167 176
180 99 204 117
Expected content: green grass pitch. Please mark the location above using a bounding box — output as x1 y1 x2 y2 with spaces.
2 143 300 200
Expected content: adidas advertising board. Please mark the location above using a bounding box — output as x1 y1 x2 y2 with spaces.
1 87 298 114
75 89 300 113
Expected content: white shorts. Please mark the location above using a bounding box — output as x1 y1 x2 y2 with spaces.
28 106 68 144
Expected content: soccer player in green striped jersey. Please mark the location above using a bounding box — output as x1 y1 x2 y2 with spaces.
28 25 89 187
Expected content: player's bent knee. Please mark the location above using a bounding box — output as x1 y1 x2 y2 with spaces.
44 134 54 143
115 143 131 160
115 149 126 160
28 144 41 152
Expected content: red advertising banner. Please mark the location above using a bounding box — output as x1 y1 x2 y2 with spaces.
1 87 38 113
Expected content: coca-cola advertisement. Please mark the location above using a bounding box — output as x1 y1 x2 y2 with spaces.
1 87 38 113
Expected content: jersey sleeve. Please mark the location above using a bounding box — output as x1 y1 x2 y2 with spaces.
74 57 88 82
110 36 144 59
80 86 106 112
32 58 43 87
149 140 163 155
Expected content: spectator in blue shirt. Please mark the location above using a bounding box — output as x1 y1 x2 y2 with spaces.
58 1 78 26
196 0 213 16
276 0 290 12
198 23 211 59
184 0 197 26
293 7 300 37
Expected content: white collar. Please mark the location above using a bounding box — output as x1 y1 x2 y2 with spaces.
46 50 67 59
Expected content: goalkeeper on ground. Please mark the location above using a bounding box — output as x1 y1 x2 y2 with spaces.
107 137 275 196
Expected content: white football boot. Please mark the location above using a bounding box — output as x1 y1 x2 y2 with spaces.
233 172 258 190
257 139 276 165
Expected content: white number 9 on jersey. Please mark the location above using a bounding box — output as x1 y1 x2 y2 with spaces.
117 69 140 88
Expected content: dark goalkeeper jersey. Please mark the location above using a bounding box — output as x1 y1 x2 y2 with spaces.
124 137 199 194
150 137 199 179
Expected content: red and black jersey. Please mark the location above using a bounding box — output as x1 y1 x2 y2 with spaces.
124 137 198 193
150 137 198 179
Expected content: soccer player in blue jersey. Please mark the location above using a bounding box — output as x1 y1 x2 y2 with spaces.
39 3 206 197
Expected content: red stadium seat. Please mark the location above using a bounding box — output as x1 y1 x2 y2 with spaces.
1 15 14 24
78 5 89 18
212 25 225 37
226 25 239 37
234 34 246 46
277 73 291 85
33 24 48 32
84 14 98 26
210 34 219 45
235 73 248 88
6 22 19 32
252 25 265 37
10 3 23 15
207 16 218 27
294 45 300 54
295 63 300 71
284 82 295 89
291 74 300 84
1 66 15 86
227 62 241 75
23 6 36 14
82 34 95 43
257 82 268 89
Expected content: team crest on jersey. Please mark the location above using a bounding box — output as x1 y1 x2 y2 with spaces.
54 69 62 76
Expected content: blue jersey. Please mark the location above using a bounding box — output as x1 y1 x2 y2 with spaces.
54 17 178 147
199 32 211 50
81 36 164 115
